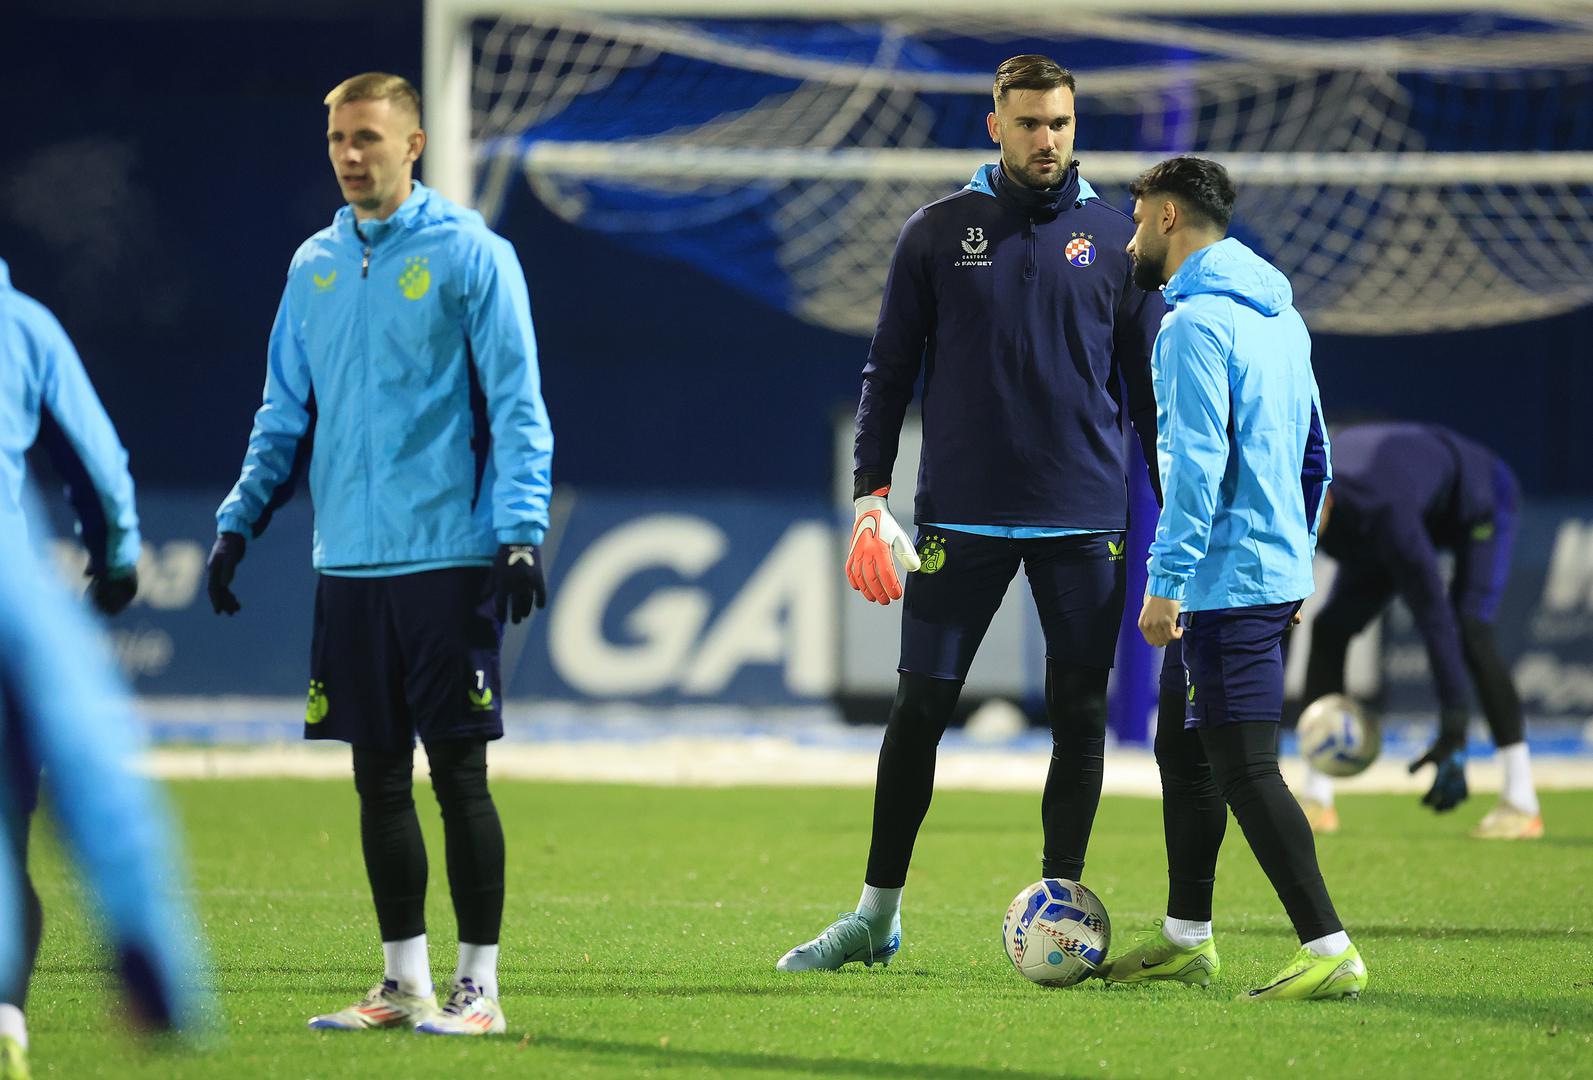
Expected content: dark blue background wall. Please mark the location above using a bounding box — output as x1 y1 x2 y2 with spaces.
5 2 1589 500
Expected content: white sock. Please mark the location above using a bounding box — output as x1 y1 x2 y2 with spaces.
0 1004 26 1049
457 942 500 1000
382 933 432 997
857 885 902 929
1303 930 1351 957
1500 743 1539 815
1162 916 1212 948
1301 765 1336 807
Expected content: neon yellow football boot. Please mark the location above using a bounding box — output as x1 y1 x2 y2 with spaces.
1100 919 1220 987
0 1035 29 1080
1240 944 1367 1002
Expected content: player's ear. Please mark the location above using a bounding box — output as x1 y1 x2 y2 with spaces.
408 128 427 162
1161 198 1179 235
986 111 1000 144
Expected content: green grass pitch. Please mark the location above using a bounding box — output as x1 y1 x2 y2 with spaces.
24 780 1593 1078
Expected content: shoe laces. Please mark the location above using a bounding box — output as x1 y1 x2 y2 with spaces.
442 979 483 1015
811 912 871 955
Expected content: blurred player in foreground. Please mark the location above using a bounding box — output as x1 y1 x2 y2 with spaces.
208 73 553 1035
778 55 1163 973
0 497 208 1080
1110 156 1366 1001
1300 422 1541 838
1 255 150 1074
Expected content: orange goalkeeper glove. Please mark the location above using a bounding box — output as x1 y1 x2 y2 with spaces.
845 489 920 605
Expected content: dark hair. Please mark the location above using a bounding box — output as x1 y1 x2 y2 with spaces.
992 55 1076 104
1129 156 1237 231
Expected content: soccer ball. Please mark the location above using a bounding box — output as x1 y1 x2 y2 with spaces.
1001 878 1110 987
1297 693 1381 777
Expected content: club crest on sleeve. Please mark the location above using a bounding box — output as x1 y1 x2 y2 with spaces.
1065 233 1096 268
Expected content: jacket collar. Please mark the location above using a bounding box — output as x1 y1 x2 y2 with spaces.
337 181 430 244
0 257 10 290
966 163 1094 220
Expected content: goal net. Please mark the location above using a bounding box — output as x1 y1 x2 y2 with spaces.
429 1 1593 335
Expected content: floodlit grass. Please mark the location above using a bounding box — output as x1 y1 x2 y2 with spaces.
24 779 1593 1078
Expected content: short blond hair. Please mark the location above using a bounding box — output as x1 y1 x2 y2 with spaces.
324 72 422 125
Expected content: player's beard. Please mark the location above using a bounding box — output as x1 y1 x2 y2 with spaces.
1002 147 1065 190
1131 249 1168 293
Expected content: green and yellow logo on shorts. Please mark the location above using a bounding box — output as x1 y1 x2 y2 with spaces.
1107 537 1126 562
917 534 948 574
306 679 329 725
1471 520 1495 542
1187 681 1196 705
468 669 495 712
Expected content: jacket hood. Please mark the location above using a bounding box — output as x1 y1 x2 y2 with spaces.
1163 237 1292 316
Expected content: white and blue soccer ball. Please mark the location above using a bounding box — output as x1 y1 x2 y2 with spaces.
1297 693 1381 777
1001 878 1110 987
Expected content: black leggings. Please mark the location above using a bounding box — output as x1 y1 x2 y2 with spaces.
864 661 1108 888
1155 654 1342 942
352 738 504 945
0 811 43 1009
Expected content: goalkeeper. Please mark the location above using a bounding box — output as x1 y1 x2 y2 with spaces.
1298 421 1541 839
208 73 553 1037
778 55 1162 973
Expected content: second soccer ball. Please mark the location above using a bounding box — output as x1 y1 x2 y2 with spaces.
1297 693 1382 777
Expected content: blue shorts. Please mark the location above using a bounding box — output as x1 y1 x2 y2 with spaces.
899 529 1126 679
308 568 504 752
1178 601 1301 729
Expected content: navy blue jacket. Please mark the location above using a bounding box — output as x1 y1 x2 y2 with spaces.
854 164 1162 527
1318 422 1509 710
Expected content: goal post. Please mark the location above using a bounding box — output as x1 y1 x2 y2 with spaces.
424 0 1593 333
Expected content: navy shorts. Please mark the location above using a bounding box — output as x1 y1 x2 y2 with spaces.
899 529 1126 680
1179 601 1302 729
308 568 504 752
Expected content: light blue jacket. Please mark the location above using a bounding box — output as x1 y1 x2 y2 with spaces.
1146 238 1330 611
217 183 553 570
0 490 207 1030
0 258 141 573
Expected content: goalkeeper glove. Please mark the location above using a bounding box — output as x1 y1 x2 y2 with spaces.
88 566 138 616
206 532 246 615
493 543 547 624
846 488 920 605
1409 708 1469 812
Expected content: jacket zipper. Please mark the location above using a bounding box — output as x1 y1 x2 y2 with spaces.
1025 221 1037 280
354 225 375 546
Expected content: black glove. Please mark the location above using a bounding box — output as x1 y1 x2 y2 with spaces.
88 568 138 616
1409 711 1469 812
492 543 547 624
206 532 247 615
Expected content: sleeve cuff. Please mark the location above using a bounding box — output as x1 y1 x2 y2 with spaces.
216 514 252 539
496 525 547 546
1147 573 1188 602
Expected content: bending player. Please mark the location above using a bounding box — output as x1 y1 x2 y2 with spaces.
1107 156 1366 1001
778 55 1162 973
1298 422 1541 839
